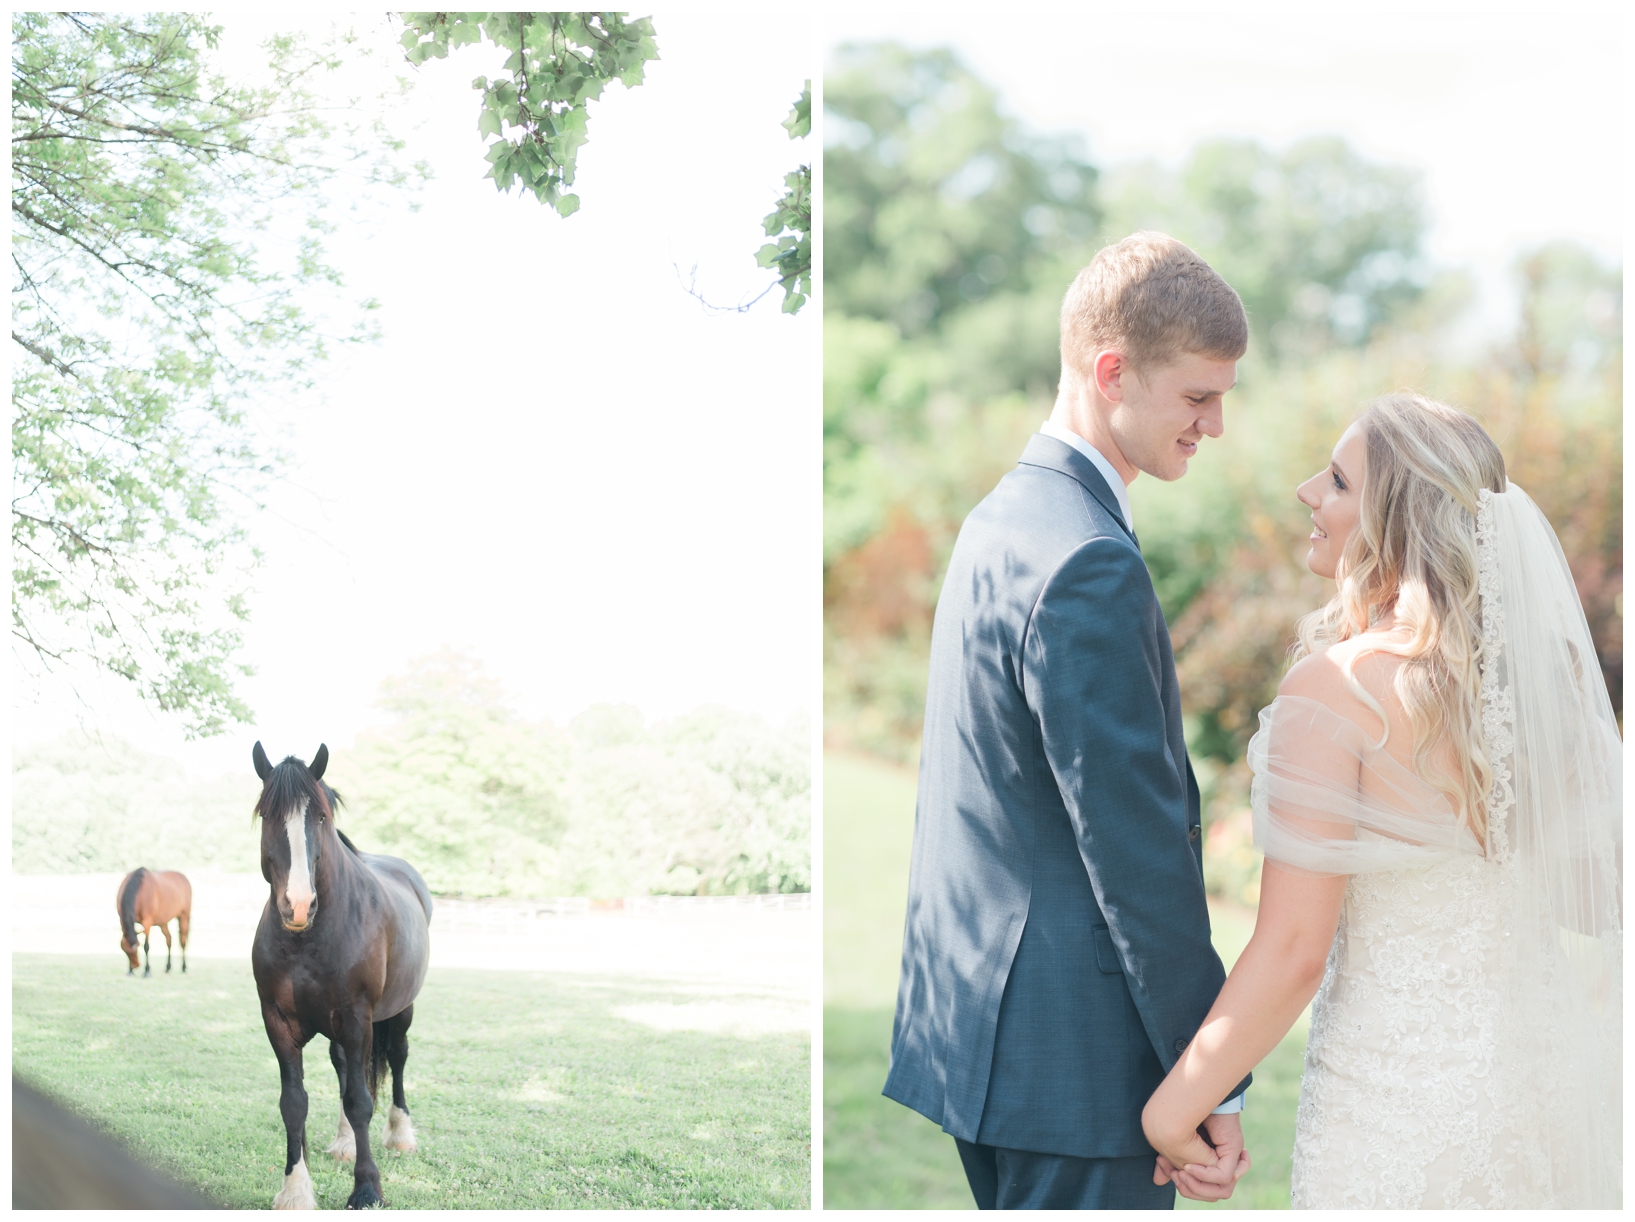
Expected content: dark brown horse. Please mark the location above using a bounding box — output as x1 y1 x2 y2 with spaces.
115 868 191 977
250 742 432 1210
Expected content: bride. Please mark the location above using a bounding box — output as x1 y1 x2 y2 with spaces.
1140 392 1621 1208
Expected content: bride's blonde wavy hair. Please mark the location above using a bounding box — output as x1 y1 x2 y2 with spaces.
1293 393 1507 845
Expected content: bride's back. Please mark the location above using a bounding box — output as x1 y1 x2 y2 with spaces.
1276 627 1478 854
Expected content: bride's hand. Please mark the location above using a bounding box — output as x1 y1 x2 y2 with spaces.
1159 1112 1250 1201
1142 1098 1218 1173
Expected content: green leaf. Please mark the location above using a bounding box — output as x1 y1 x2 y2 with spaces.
782 82 811 140
555 193 581 218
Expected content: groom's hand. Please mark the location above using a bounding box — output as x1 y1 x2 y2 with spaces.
1154 1113 1250 1202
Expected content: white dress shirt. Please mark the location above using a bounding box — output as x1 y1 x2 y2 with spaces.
1038 419 1134 535
1036 420 1246 1117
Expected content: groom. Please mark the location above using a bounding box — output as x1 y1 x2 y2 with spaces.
883 232 1253 1209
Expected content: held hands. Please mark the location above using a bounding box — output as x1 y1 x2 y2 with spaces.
1145 1109 1250 1202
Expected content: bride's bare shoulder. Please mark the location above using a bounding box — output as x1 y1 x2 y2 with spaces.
1279 650 1341 699
1278 635 1403 716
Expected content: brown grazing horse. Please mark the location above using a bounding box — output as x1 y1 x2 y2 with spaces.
115 868 191 977
250 742 432 1211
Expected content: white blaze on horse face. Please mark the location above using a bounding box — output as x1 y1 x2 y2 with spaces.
283 799 315 928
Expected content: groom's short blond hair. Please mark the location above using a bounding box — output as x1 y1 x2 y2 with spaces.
1060 232 1248 382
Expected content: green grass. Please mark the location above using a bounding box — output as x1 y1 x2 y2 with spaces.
13 955 809 1209
822 753 919 1010
822 752 1304 1210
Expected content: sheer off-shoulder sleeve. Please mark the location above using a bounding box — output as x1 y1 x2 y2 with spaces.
1248 695 1484 876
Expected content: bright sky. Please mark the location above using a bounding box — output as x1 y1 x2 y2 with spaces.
15 12 817 777
824 8 1623 337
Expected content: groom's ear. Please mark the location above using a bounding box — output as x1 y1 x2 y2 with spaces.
1095 350 1128 401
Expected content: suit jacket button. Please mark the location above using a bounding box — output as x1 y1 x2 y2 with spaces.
1188 824 1201 841
1174 1038 1188 1053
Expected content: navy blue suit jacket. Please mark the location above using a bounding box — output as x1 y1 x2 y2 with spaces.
883 434 1249 1159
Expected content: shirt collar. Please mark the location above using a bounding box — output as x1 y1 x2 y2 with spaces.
1038 419 1134 533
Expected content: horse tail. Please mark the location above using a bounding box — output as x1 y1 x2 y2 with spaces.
118 869 146 947
369 1020 390 1100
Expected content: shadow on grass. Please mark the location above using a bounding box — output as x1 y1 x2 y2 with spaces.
12 955 808 1209
823 1006 1304 1210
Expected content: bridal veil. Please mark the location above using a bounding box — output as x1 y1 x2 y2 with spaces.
1249 483 1622 1207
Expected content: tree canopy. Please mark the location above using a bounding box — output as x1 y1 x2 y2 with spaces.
11 13 412 735
399 14 810 312
396 11 658 217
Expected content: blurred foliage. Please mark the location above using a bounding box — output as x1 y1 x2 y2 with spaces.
1100 139 1430 359
15 652 811 898
327 650 811 898
824 42 1100 405
822 44 1624 877
12 731 263 873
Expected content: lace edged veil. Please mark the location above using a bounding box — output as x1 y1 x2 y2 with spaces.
1477 483 1621 1206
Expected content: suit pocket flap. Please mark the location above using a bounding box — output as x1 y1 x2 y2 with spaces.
1092 925 1121 974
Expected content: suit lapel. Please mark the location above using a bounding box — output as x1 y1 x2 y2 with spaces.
1017 434 1136 545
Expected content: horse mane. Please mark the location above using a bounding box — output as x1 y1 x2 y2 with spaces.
118 868 145 946
336 827 362 856
253 757 345 827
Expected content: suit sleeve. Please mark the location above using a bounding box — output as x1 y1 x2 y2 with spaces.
1024 536 1250 1100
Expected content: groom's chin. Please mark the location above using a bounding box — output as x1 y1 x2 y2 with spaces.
1171 442 1201 476
1151 459 1190 482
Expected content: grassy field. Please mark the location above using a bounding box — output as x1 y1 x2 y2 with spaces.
13 955 809 1209
823 752 1305 1210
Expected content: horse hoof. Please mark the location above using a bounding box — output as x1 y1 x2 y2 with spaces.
272 1157 317 1209
384 1105 417 1153
345 1183 384 1210
327 1114 356 1162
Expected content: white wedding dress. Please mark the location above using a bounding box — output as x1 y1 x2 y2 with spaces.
1248 486 1621 1210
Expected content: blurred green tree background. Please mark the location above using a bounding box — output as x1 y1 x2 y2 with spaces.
15 650 810 899
822 41 1621 1209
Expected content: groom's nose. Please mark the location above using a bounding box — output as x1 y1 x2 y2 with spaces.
1195 401 1224 438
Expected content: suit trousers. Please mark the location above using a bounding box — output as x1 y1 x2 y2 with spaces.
955 1137 1175 1210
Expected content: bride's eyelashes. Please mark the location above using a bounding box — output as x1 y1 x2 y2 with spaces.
1331 467 1347 492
